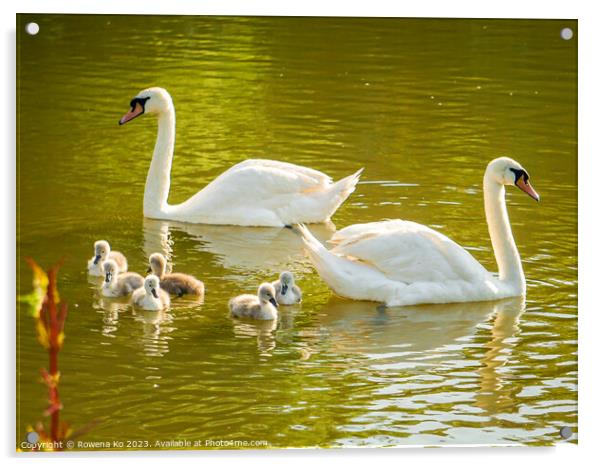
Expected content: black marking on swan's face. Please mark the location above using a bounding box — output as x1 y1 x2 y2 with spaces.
509 167 529 185
509 166 540 201
130 96 150 112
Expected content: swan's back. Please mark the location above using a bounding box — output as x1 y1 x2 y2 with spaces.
330 220 490 284
233 159 333 185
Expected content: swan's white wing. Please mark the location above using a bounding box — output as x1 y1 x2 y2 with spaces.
330 220 490 284
171 159 361 226
188 159 331 203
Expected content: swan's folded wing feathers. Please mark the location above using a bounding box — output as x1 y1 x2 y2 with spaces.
331 222 490 284
194 160 330 204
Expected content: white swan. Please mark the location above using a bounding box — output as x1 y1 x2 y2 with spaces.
119 87 362 227
298 157 539 307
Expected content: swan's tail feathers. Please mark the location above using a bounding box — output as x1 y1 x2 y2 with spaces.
298 223 398 304
322 168 363 218
297 223 325 252
298 223 335 280
297 223 355 296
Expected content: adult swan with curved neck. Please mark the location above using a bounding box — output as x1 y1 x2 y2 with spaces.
298 157 539 306
119 87 362 227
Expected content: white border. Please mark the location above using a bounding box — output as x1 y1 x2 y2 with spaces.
0 0 588 18
3 1 600 465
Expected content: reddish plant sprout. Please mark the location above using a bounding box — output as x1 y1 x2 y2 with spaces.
20 259 99 451
19 259 68 450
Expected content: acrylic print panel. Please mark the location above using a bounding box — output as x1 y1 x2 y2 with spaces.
16 14 577 450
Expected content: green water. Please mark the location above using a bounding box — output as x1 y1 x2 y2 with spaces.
17 15 577 448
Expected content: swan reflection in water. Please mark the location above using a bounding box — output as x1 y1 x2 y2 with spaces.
474 296 526 414
315 295 526 416
142 218 335 275
314 297 521 354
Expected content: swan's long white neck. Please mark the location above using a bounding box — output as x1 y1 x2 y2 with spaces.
144 103 176 217
483 173 525 293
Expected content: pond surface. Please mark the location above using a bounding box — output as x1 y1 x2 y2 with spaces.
17 15 577 448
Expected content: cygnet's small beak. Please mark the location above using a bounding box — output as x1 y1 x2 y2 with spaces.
281 284 288 295
151 288 158 299
516 177 540 202
93 254 101 265
269 297 279 308
105 272 111 283
119 101 144 125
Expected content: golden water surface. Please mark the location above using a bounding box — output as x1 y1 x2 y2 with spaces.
17 15 577 448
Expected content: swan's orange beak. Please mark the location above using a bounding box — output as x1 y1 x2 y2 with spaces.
119 101 144 125
516 177 540 202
